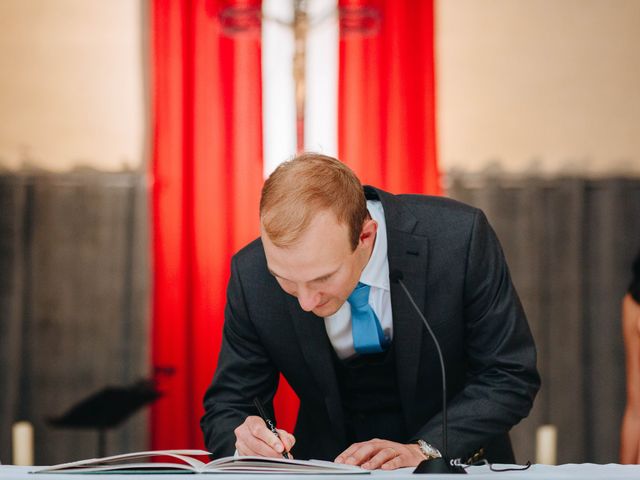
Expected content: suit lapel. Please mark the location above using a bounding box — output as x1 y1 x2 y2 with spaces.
287 296 346 443
370 187 429 431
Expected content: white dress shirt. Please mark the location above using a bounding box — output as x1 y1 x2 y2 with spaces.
324 200 393 360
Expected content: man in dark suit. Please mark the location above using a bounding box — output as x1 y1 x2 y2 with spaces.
201 153 540 470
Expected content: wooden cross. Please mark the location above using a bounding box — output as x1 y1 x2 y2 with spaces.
220 1 380 152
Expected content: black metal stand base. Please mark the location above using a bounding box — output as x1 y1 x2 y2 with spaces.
413 458 467 474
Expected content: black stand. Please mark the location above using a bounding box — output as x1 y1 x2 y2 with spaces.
414 458 467 475
98 429 107 458
49 380 161 457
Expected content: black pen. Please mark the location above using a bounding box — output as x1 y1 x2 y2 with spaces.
253 397 290 459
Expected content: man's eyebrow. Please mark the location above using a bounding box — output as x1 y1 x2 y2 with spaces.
312 270 338 282
267 267 339 283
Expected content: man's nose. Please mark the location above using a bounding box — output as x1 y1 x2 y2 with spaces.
297 287 320 312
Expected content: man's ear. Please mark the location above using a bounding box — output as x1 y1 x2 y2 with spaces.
359 218 378 246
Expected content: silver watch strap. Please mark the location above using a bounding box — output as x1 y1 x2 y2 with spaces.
416 439 442 459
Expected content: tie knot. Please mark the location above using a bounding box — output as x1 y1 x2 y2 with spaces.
348 282 370 309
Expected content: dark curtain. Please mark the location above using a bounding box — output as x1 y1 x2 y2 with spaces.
448 174 640 463
2 172 639 464
0 172 149 464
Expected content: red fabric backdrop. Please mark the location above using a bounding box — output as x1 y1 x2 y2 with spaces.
150 0 271 449
151 0 438 450
339 0 440 194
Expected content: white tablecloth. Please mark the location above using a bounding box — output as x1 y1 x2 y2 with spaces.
3 464 640 479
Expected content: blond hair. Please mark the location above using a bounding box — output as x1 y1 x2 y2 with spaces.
260 153 367 250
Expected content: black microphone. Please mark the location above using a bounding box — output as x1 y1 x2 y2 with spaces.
390 270 466 475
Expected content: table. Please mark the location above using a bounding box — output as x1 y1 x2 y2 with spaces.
3 464 640 479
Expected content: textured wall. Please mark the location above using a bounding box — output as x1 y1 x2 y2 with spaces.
0 172 149 464
1 1 639 176
448 175 640 463
437 0 640 176
0 1 146 171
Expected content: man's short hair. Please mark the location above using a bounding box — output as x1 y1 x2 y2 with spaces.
260 152 367 251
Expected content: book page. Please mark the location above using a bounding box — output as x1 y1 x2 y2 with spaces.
32 450 212 473
203 456 368 474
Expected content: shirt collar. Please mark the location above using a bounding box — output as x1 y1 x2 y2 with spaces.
359 200 389 291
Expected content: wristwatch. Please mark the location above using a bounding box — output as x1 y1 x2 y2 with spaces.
416 439 442 460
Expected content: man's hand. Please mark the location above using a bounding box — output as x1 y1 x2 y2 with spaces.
335 439 426 470
234 416 295 458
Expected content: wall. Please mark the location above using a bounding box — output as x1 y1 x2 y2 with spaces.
0 0 145 172
437 0 640 176
0 1 149 462
0 1 638 176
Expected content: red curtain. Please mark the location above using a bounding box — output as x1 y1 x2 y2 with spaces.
151 0 269 449
151 0 438 451
339 0 440 195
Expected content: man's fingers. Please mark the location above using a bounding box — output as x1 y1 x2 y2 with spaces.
246 418 286 453
363 447 400 470
335 442 368 464
235 416 286 457
335 444 359 464
236 433 283 458
336 440 425 470
342 443 377 466
235 439 264 457
276 429 296 452
234 440 255 457
380 455 407 470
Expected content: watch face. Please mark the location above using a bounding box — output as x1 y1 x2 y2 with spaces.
417 440 441 459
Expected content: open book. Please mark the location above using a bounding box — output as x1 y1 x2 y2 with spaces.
31 450 369 474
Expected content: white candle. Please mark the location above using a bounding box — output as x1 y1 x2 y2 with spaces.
12 421 34 466
536 424 558 465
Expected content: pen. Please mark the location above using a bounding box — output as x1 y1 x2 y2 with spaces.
253 397 290 459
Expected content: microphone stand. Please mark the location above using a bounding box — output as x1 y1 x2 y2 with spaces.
392 273 466 474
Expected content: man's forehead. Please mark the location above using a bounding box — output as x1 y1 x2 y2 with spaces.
264 245 344 282
266 263 340 284
261 210 351 247
263 241 346 273
262 222 352 281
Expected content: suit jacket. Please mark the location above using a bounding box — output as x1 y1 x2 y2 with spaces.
201 187 540 463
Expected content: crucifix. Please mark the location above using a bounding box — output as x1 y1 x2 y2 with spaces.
292 0 309 153
220 1 380 153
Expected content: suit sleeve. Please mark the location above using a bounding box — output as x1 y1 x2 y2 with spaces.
200 255 279 458
412 209 540 460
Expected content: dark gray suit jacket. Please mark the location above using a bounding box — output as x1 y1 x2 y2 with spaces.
201 187 540 462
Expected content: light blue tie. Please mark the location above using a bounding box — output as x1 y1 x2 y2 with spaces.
348 282 388 354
